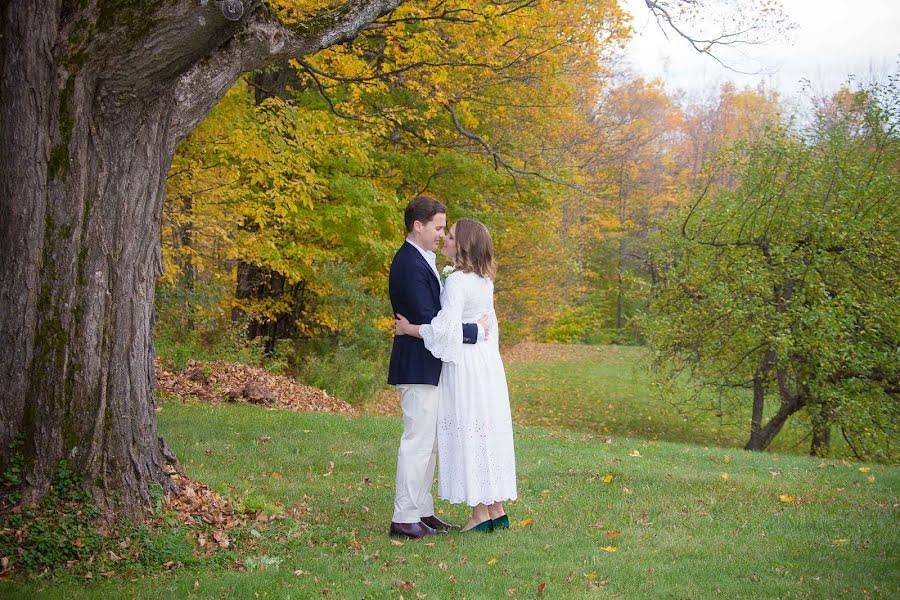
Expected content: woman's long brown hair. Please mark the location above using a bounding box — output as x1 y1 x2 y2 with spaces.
453 218 497 280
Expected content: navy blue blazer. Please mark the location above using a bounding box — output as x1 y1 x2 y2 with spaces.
388 241 478 385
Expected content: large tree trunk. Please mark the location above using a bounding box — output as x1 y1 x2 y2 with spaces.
0 0 403 522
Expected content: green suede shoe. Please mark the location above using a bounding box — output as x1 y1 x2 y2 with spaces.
465 519 494 533
491 514 510 530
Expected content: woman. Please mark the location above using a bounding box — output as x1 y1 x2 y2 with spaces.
395 219 517 532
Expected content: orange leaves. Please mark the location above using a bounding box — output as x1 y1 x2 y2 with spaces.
606 531 621 540
517 518 535 528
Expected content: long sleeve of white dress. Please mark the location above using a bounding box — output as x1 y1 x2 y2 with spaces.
420 272 465 364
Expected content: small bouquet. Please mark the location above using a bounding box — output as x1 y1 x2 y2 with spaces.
440 264 455 283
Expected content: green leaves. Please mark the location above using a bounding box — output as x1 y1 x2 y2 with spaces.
645 78 900 460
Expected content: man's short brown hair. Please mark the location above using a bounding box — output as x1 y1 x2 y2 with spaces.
404 195 446 232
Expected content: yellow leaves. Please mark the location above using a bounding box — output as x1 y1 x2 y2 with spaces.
858 467 871 473
720 473 730 481
487 558 499 566
601 473 614 484
779 495 796 503
600 546 618 553
517 518 534 528
628 450 641 458
831 539 849 545
373 316 396 336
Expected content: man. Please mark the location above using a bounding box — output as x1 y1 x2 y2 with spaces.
387 196 480 539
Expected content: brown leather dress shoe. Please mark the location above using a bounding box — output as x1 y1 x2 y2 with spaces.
389 521 439 539
421 515 460 531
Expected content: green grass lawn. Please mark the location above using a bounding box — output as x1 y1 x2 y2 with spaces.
506 345 859 456
4 400 897 599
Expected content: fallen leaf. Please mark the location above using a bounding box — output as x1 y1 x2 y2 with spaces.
628 450 641 457
601 473 614 484
721 472 729 481
584 570 598 581
258 435 272 443
606 531 621 539
487 558 498 566
867 475 876 483
723 455 732 464
391 540 405 546
448 575 458 584
517 517 534 528
858 467 870 473
832 539 849 545
394 580 415 591
601 546 618 553
779 494 796 503
537 582 546 595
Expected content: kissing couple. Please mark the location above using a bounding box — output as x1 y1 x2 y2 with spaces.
388 195 517 538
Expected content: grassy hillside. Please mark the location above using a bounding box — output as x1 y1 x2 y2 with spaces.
505 344 861 457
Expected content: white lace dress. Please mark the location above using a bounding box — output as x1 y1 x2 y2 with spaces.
420 271 517 507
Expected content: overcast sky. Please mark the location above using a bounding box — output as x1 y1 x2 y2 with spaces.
620 0 900 100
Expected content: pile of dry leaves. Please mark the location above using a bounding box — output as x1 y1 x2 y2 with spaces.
155 359 355 415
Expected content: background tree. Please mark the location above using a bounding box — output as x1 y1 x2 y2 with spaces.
643 78 900 459
161 0 631 356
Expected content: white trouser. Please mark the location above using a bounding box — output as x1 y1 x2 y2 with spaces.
392 384 439 523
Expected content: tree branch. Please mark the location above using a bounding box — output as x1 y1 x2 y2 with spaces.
168 0 405 148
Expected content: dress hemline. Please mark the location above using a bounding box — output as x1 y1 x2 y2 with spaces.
439 493 518 507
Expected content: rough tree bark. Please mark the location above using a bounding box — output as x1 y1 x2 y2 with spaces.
745 359 807 451
0 0 403 522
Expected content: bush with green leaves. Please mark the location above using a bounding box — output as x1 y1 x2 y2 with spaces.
642 77 900 460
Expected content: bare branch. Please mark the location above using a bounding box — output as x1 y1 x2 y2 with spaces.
444 103 590 195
